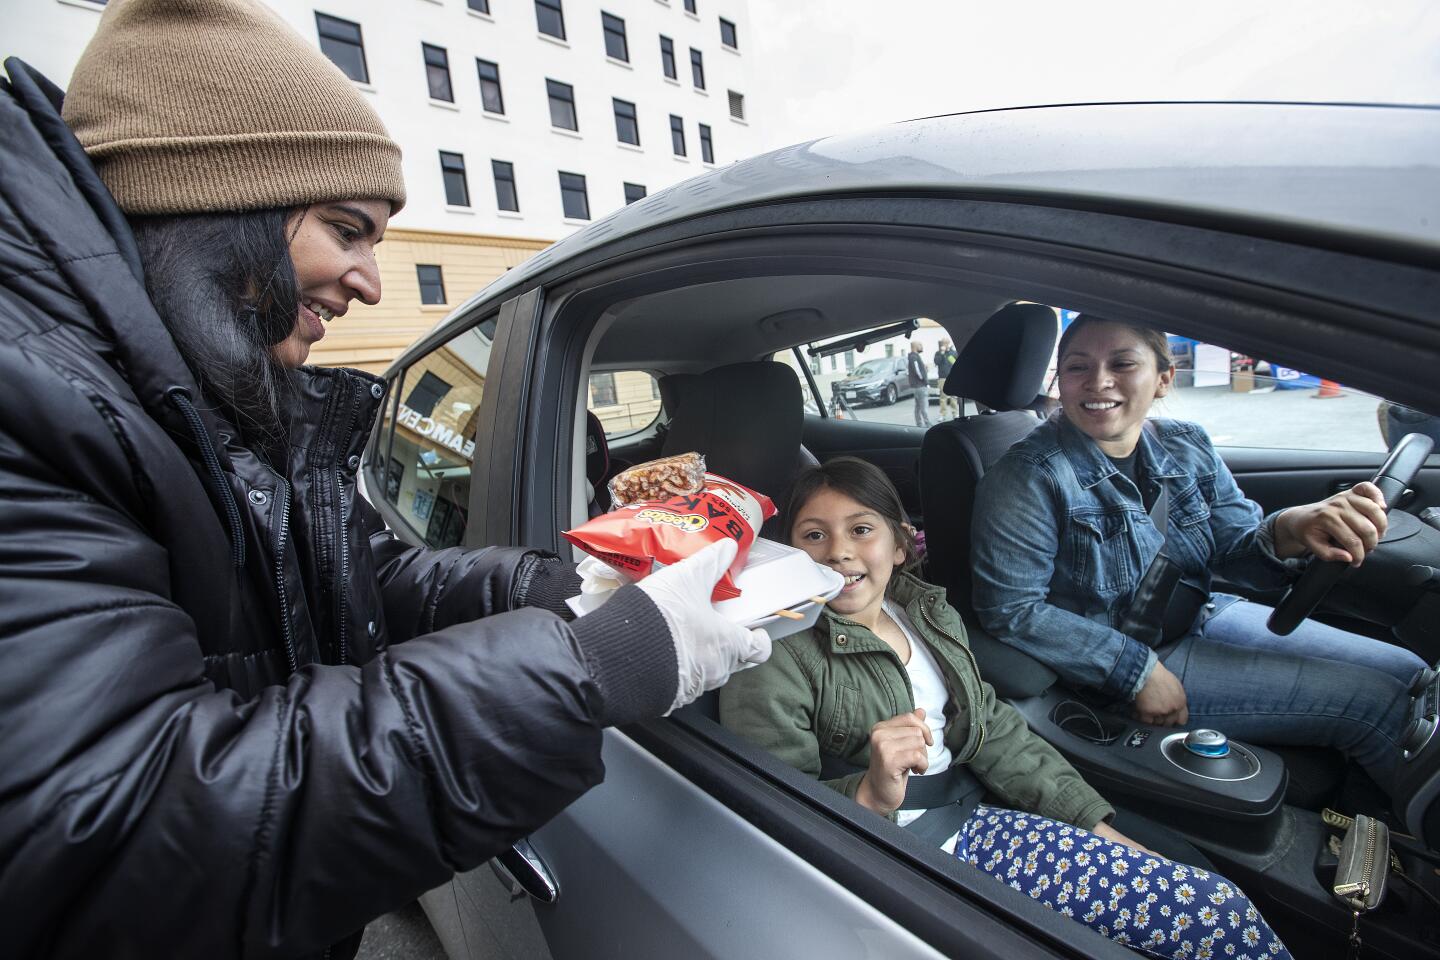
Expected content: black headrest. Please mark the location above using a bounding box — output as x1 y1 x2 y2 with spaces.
945 303 1059 411
661 361 804 506
655 373 699 417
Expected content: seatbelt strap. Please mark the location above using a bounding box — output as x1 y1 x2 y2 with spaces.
1148 459 1170 536
818 754 986 843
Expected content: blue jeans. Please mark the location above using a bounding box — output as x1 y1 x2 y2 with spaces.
956 805 1291 959
1160 596 1425 792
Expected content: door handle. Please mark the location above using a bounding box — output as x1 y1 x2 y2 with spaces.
491 838 559 903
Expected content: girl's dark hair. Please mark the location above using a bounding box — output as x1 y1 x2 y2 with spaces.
1057 314 1173 372
783 456 919 580
129 207 300 456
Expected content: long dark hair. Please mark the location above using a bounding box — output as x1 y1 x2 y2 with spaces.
784 456 919 584
129 208 300 455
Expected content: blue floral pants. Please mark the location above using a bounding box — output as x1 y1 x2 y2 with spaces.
955 806 1291 959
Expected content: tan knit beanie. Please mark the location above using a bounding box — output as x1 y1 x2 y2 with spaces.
62 0 406 215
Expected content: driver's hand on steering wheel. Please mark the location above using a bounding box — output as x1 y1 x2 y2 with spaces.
1133 661 1188 727
1273 480 1388 568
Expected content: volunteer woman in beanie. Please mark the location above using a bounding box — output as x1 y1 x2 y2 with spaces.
0 1 767 957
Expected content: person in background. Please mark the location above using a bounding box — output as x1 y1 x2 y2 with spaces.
0 2 765 957
908 339 932 427
972 315 1423 797
721 457 1291 959
934 337 959 420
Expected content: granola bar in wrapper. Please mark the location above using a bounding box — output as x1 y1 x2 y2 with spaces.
607 452 706 507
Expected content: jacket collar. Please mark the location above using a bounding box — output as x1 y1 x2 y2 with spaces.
815 571 947 654
1055 414 1186 490
287 366 386 467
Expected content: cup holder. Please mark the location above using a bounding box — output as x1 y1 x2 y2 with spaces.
1051 700 1126 746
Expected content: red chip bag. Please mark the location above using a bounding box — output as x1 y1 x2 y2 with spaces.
563 472 776 601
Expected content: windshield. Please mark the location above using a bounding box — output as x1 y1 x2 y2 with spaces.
851 359 889 377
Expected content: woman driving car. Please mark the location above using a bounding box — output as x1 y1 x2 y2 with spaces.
971 315 1426 796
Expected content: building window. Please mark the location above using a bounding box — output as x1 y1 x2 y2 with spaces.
476 59 505 114
439 151 470 206
659 35 677 80
719 17 737 49
683 0 697 13
422 43 454 102
589 372 618 407
613 99 640 146
669 115 686 157
492 160 519 212
699 123 714 163
405 371 453 418
623 182 647 205
468 0 490 13
535 0 566 40
727 89 745 120
689 48 705 89
416 265 447 305
547 79 578 131
601 12 629 62
315 13 368 84
559 172 590 220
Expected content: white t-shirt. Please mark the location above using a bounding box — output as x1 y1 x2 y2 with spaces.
884 600 954 830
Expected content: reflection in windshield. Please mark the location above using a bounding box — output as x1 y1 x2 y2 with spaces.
851 359 888 378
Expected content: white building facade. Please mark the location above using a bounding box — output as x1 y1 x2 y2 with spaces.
6 0 763 370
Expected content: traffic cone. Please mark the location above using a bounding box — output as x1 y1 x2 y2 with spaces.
1314 379 1342 399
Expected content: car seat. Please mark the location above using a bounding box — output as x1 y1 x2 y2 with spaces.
660 361 814 519
920 303 1059 625
584 411 610 516
918 303 1063 700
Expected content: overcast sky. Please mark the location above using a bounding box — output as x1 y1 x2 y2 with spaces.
748 0 1440 151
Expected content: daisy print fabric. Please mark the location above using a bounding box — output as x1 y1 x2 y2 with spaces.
955 806 1290 959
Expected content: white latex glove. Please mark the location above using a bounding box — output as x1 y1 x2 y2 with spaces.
635 538 772 713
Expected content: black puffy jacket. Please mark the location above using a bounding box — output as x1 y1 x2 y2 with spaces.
0 61 676 959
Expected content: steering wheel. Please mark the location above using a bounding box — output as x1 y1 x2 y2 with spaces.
1267 432 1435 635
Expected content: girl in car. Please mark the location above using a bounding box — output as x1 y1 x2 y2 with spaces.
721 457 1291 959
971 315 1425 797
0 2 765 956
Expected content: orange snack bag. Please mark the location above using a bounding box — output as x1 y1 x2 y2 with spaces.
563 473 775 601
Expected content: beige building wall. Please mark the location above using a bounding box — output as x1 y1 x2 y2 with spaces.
309 227 551 374
588 370 663 436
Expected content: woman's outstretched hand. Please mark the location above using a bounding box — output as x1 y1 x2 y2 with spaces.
635 539 772 713
1273 480 1388 567
855 709 932 816
1133 661 1188 727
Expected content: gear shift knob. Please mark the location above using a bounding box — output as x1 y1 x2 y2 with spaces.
1183 729 1231 758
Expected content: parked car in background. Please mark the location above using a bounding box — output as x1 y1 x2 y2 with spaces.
834 355 914 406
364 101 1440 960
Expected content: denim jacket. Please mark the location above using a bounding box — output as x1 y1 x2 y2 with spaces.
971 416 1292 701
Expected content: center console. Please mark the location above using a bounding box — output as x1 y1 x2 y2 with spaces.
1010 688 1288 846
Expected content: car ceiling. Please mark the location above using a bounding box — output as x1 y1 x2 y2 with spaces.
591 274 1016 372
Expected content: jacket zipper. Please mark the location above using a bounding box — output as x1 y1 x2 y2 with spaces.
333 379 362 665
335 475 350 665
272 477 298 675
917 601 987 761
